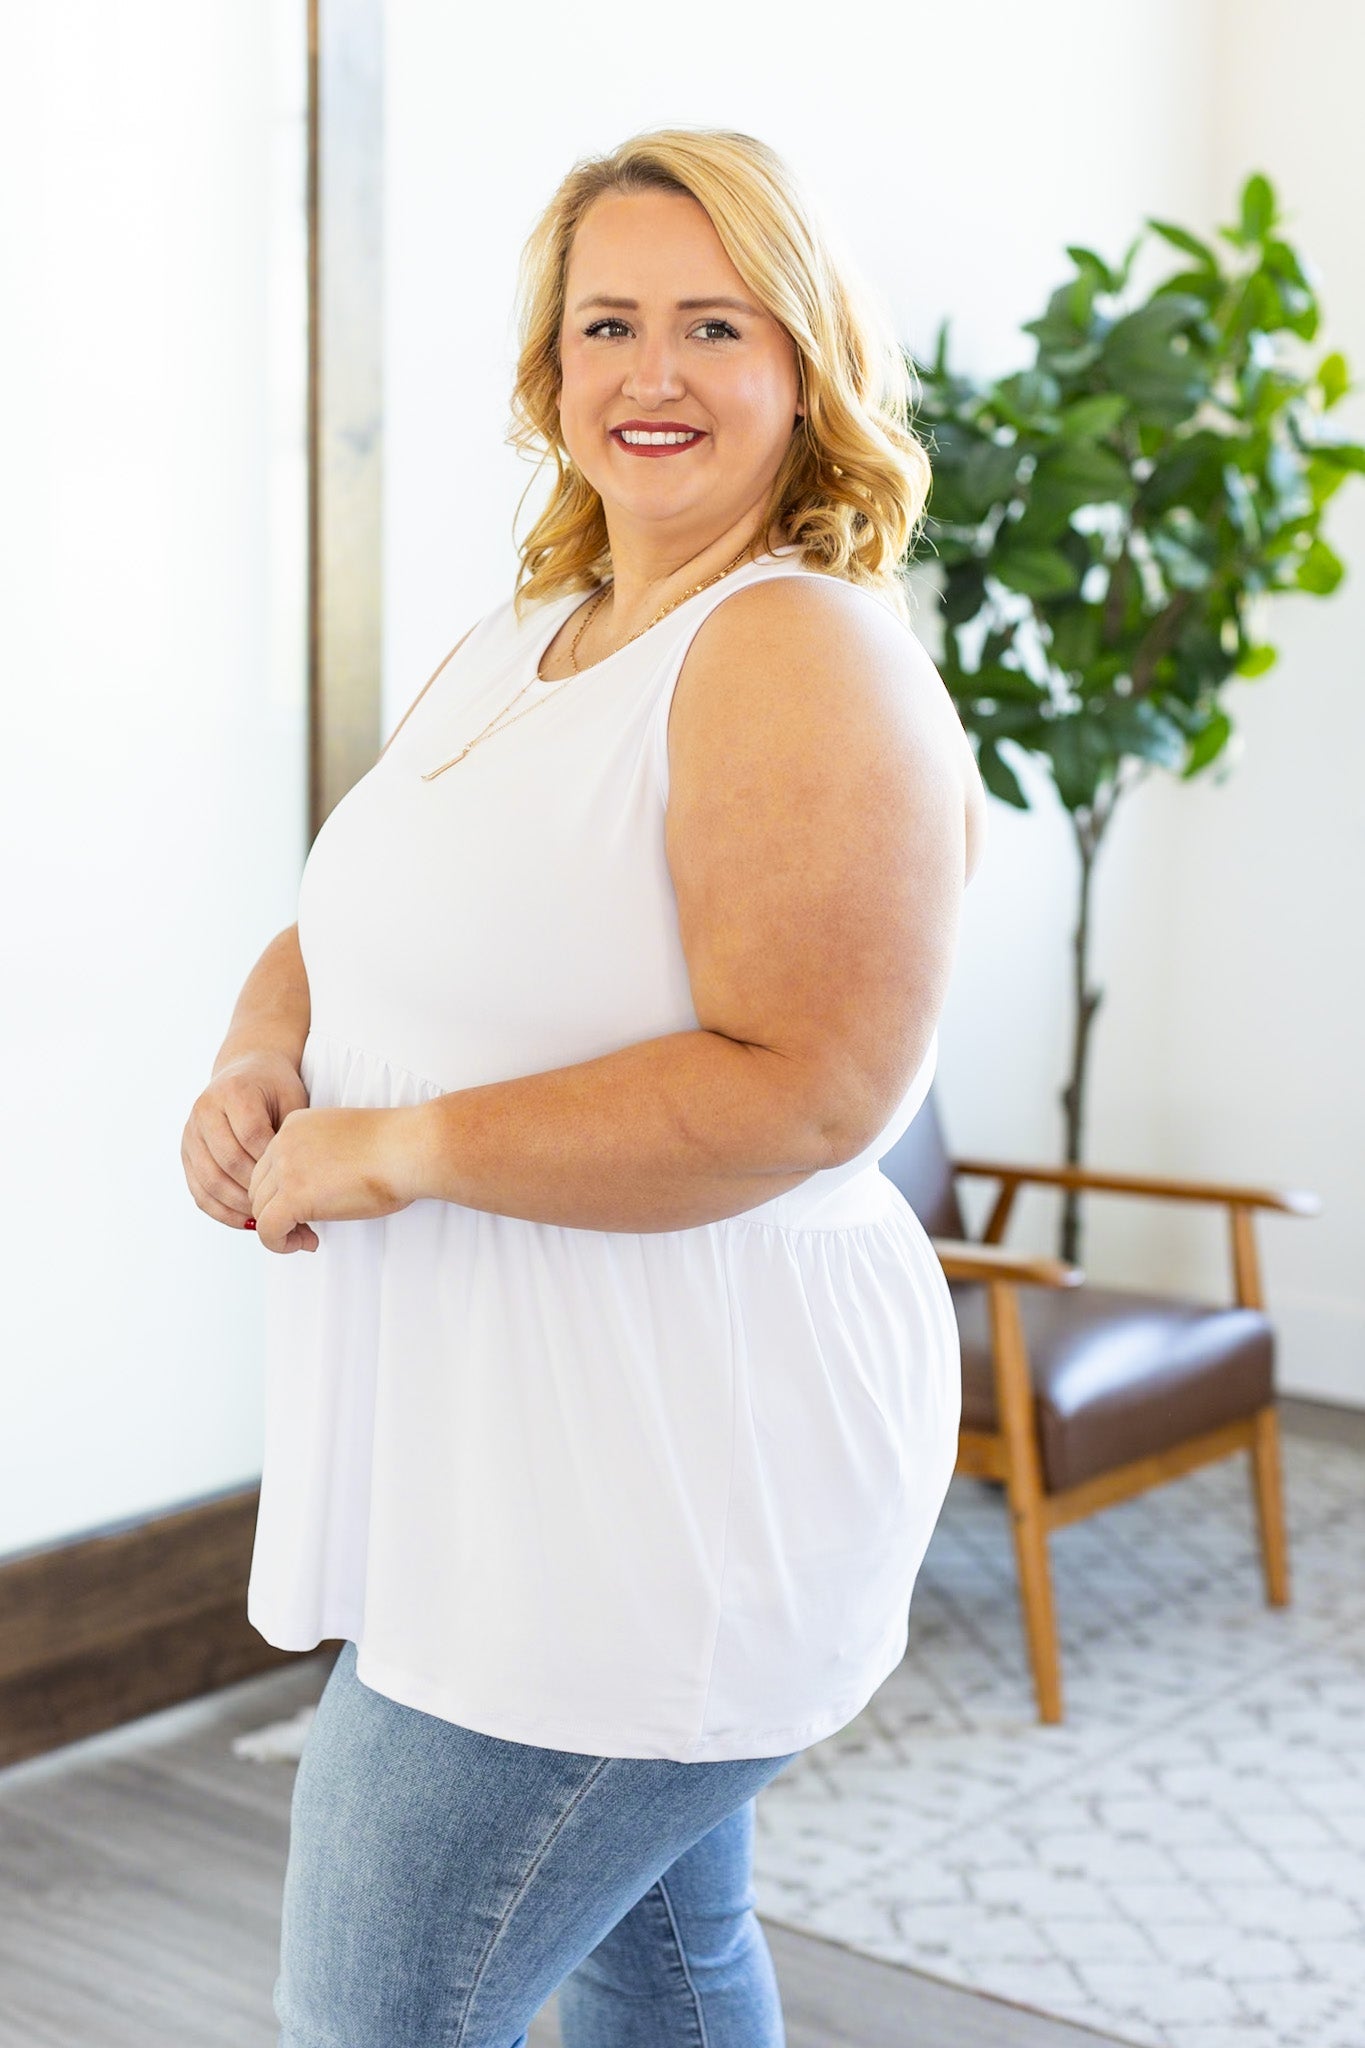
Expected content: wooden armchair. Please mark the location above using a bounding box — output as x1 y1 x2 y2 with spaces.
879 1089 1320 1725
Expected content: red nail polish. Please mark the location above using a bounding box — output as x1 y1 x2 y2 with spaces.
244 1218 257 1230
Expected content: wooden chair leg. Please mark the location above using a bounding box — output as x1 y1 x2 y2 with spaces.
1249 1402 1291 1606
1006 1485 1064 1724
987 1280 1065 1725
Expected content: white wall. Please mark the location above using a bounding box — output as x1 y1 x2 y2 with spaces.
386 0 1362 1404
1116 0 1365 1402
0 3 308 1556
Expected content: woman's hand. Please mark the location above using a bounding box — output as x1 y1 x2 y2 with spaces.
183 1051 315 1247
247 1104 424 1254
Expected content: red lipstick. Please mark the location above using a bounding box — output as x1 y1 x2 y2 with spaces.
610 420 708 459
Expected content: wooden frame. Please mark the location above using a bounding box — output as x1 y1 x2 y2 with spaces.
931 1164 1318 1724
308 0 384 841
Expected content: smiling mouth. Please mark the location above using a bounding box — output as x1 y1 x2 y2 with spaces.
610 426 707 458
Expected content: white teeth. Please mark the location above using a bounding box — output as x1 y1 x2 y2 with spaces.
618 429 700 446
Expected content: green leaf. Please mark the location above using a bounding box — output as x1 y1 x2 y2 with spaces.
1240 172 1276 242
1049 340 1107 377
1041 715 1108 810
1317 351 1350 407
1101 700 1189 768
1285 297 1320 343
1022 440 1135 538
1048 604 1104 674
1223 269 1280 344
976 738 1029 808
1022 280 1103 358
1040 441 1134 496
1147 218 1218 268
922 417 987 482
1066 244 1118 291
926 531 983 570
1311 439 1365 474
1264 440 1315 522
1246 364 1308 430
1295 538 1344 594
972 702 1051 740
1152 267 1225 309
959 437 1027 513
989 368 1063 432
1262 239 1311 290
924 444 994 525
1076 652 1132 696
1168 621 1230 698
1182 710 1233 776
1066 269 1100 329
962 662 1049 703
1156 696 1202 734
1058 393 1130 441
1235 644 1277 677
989 544 1082 597
1114 232 1146 292
1304 455 1350 509
940 564 989 627
1154 528 1219 593
1100 295 1213 416
1105 295 1209 354
1136 430 1227 517
1221 463 1261 545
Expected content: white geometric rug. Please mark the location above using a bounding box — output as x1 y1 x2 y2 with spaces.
752 1433 1365 2048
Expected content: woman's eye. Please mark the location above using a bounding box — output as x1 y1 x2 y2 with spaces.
580 317 740 342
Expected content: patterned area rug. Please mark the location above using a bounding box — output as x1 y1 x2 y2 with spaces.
752 1432 1365 2048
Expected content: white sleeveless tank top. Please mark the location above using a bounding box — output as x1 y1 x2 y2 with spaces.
248 545 962 1762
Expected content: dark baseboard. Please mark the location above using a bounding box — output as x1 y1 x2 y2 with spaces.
0 1486 336 1770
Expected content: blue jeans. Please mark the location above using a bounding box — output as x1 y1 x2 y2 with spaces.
275 1640 802 2046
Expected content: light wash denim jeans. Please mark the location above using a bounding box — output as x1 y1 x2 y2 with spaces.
274 1640 802 2046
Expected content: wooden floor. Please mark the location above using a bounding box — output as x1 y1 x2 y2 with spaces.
0 1395 1351 2048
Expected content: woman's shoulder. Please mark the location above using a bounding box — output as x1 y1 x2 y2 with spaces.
696 560 934 683
680 562 986 854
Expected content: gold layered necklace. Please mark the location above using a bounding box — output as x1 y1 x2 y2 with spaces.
419 539 755 781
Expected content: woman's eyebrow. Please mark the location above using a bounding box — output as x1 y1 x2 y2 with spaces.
572 294 761 316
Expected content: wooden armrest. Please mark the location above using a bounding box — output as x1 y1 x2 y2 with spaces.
931 1237 1083 1289
951 1158 1320 1218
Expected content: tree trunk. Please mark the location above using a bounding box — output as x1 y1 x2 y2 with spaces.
1058 783 1123 1266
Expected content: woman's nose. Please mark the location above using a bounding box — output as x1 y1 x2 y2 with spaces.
620 340 686 407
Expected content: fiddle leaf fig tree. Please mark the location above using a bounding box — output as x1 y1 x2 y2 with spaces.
908 170 1364 1265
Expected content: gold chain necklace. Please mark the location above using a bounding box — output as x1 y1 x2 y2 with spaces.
419 539 755 780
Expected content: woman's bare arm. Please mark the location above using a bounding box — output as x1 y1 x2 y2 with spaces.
213 923 311 1077
183 927 317 1244
400 576 971 1232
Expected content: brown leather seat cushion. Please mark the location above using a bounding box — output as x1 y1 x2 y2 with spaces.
949 1280 1275 1494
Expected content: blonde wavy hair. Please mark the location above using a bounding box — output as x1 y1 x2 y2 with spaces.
508 128 931 624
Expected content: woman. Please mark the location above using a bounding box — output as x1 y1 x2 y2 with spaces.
184 127 986 2048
